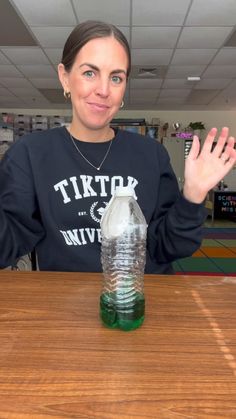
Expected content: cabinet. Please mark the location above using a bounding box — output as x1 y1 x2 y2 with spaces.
0 127 14 161
162 136 194 189
121 125 159 139
112 124 146 136
110 118 159 140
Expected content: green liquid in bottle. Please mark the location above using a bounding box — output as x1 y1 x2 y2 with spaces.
100 293 145 331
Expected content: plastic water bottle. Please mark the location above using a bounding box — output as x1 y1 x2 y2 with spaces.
100 186 147 331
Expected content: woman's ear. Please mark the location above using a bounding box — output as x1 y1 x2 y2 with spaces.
58 63 69 92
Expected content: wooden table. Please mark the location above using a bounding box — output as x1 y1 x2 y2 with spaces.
0 271 236 418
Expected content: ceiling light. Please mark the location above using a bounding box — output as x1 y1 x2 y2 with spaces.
187 76 201 81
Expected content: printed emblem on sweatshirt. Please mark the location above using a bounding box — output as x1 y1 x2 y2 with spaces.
90 201 108 223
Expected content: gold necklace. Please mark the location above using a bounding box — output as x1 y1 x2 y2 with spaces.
69 130 113 171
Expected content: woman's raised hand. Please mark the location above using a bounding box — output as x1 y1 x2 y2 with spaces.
183 127 236 203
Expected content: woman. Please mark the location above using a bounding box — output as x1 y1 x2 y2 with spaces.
0 20 235 273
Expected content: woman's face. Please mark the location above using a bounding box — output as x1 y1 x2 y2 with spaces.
59 36 128 134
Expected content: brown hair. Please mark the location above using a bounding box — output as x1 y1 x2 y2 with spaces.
61 20 131 78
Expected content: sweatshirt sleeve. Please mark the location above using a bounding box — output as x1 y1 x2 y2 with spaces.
0 145 45 268
147 143 207 264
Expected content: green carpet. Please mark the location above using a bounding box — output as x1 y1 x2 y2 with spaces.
174 227 236 276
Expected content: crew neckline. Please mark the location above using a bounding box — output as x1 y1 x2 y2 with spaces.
64 126 118 145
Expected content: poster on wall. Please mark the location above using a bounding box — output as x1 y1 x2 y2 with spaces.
214 191 236 220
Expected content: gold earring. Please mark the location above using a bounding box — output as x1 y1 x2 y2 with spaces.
63 91 71 100
120 100 124 109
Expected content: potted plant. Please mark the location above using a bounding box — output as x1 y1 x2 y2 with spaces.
188 121 205 138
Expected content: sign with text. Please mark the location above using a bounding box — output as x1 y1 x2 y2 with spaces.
214 191 236 219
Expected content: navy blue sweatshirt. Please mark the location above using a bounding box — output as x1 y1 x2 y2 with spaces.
0 127 206 273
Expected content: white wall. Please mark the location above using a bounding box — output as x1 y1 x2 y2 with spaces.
117 109 236 135
118 109 236 190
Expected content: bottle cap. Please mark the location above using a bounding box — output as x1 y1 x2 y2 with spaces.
115 186 135 197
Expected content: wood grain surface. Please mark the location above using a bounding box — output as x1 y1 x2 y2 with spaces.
0 271 236 418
